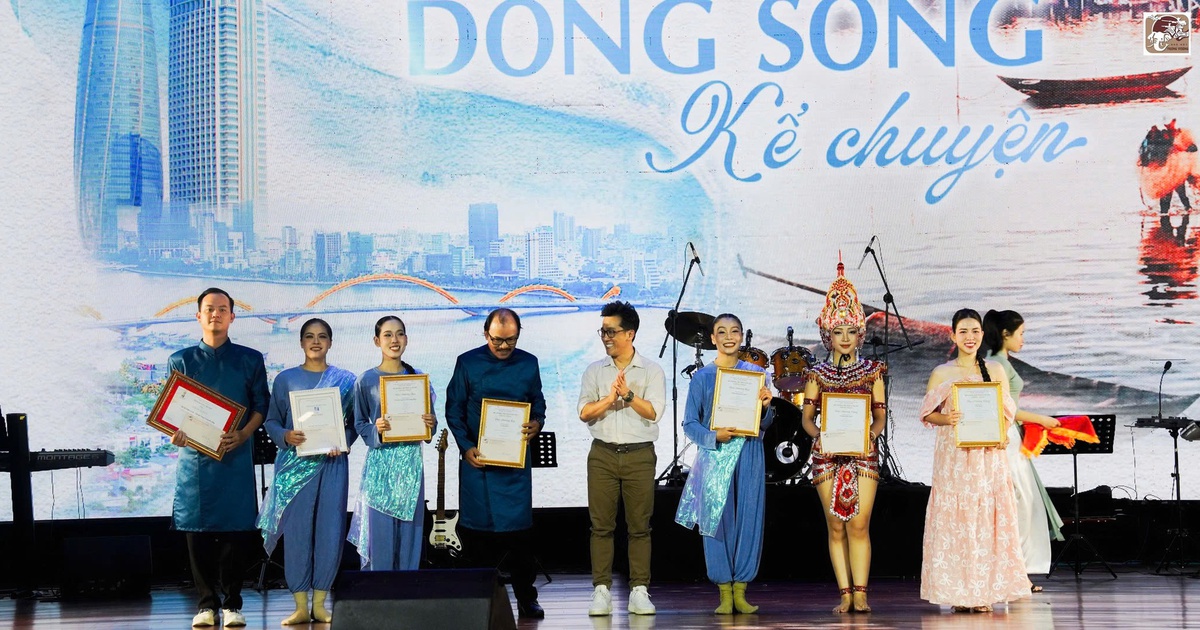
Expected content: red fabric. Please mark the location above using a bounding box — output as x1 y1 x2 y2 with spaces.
1021 415 1099 457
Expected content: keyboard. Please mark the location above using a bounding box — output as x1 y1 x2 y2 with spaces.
0 448 115 472
1132 416 1195 431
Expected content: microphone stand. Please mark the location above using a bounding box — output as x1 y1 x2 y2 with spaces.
861 239 914 483
1149 361 1197 574
657 245 701 484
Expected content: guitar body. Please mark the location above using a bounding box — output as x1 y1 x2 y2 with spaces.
429 512 462 554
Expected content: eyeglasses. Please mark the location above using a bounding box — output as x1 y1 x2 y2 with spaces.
597 328 627 339
486 333 519 347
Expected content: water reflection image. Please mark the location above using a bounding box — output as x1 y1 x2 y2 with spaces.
1139 211 1198 307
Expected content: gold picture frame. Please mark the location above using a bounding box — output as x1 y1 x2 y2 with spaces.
477 398 532 468
953 381 1005 448
379 373 432 443
710 367 765 437
819 392 871 456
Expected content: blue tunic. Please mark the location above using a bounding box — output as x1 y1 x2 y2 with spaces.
169 340 270 532
263 365 357 453
675 361 774 584
260 366 357 592
445 346 547 532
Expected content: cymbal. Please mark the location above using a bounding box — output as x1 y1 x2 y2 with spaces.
664 311 716 350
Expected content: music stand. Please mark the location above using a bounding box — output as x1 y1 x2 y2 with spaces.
1045 414 1117 579
530 431 557 469
519 432 556 584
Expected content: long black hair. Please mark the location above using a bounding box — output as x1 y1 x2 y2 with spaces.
300 317 332 341
711 313 742 334
951 308 991 382
982 309 1024 356
374 315 415 374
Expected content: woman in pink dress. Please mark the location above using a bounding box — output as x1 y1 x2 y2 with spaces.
919 308 1030 613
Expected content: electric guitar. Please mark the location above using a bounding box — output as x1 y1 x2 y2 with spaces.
428 429 461 556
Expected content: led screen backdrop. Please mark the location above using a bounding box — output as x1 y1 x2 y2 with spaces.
1 0 1197 520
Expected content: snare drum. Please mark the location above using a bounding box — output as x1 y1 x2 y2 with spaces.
771 346 815 393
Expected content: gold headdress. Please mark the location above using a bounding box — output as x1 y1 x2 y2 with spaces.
816 260 865 351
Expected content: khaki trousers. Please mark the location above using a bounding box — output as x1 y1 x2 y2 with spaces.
587 440 656 588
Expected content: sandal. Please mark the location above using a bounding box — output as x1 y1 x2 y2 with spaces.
851 585 871 613
833 587 852 614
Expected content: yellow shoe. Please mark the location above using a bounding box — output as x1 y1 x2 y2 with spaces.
281 592 310 625
732 582 758 614
312 590 333 623
714 583 733 615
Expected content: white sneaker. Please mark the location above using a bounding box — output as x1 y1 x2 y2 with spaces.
221 609 246 627
628 585 656 615
191 609 215 627
588 584 613 616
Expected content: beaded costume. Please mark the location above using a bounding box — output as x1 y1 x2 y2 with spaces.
807 261 883 521
807 360 884 521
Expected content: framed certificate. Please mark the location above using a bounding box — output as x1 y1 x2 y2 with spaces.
147 371 246 460
380 374 432 443
290 387 349 457
477 398 531 468
710 367 766 437
953 381 1005 448
819 392 871 456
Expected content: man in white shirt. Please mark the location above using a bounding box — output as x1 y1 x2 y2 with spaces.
577 302 666 616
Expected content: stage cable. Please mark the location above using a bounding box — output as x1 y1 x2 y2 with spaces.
76 468 86 518
1129 426 1139 499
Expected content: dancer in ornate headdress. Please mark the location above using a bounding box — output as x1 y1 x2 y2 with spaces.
800 261 888 613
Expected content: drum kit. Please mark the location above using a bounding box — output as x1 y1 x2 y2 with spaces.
664 311 817 483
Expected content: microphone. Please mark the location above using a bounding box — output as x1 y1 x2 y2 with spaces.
857 235 877 270
1158 360 1172 419
786 326 794 347
744 329 753 350
688 242 705 277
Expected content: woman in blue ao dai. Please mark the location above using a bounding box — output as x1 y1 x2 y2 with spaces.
349 316 438 571
259 318 357 625
674 313 775 615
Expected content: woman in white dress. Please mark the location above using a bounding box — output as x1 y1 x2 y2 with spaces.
984 310 1065 586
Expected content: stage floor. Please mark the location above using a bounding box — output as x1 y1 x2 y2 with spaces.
2 571 1197 629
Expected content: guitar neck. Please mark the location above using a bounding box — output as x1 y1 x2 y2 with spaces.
436 447 446 518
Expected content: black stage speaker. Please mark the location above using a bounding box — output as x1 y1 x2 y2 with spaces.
331 569 515 630
61 535 152 598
